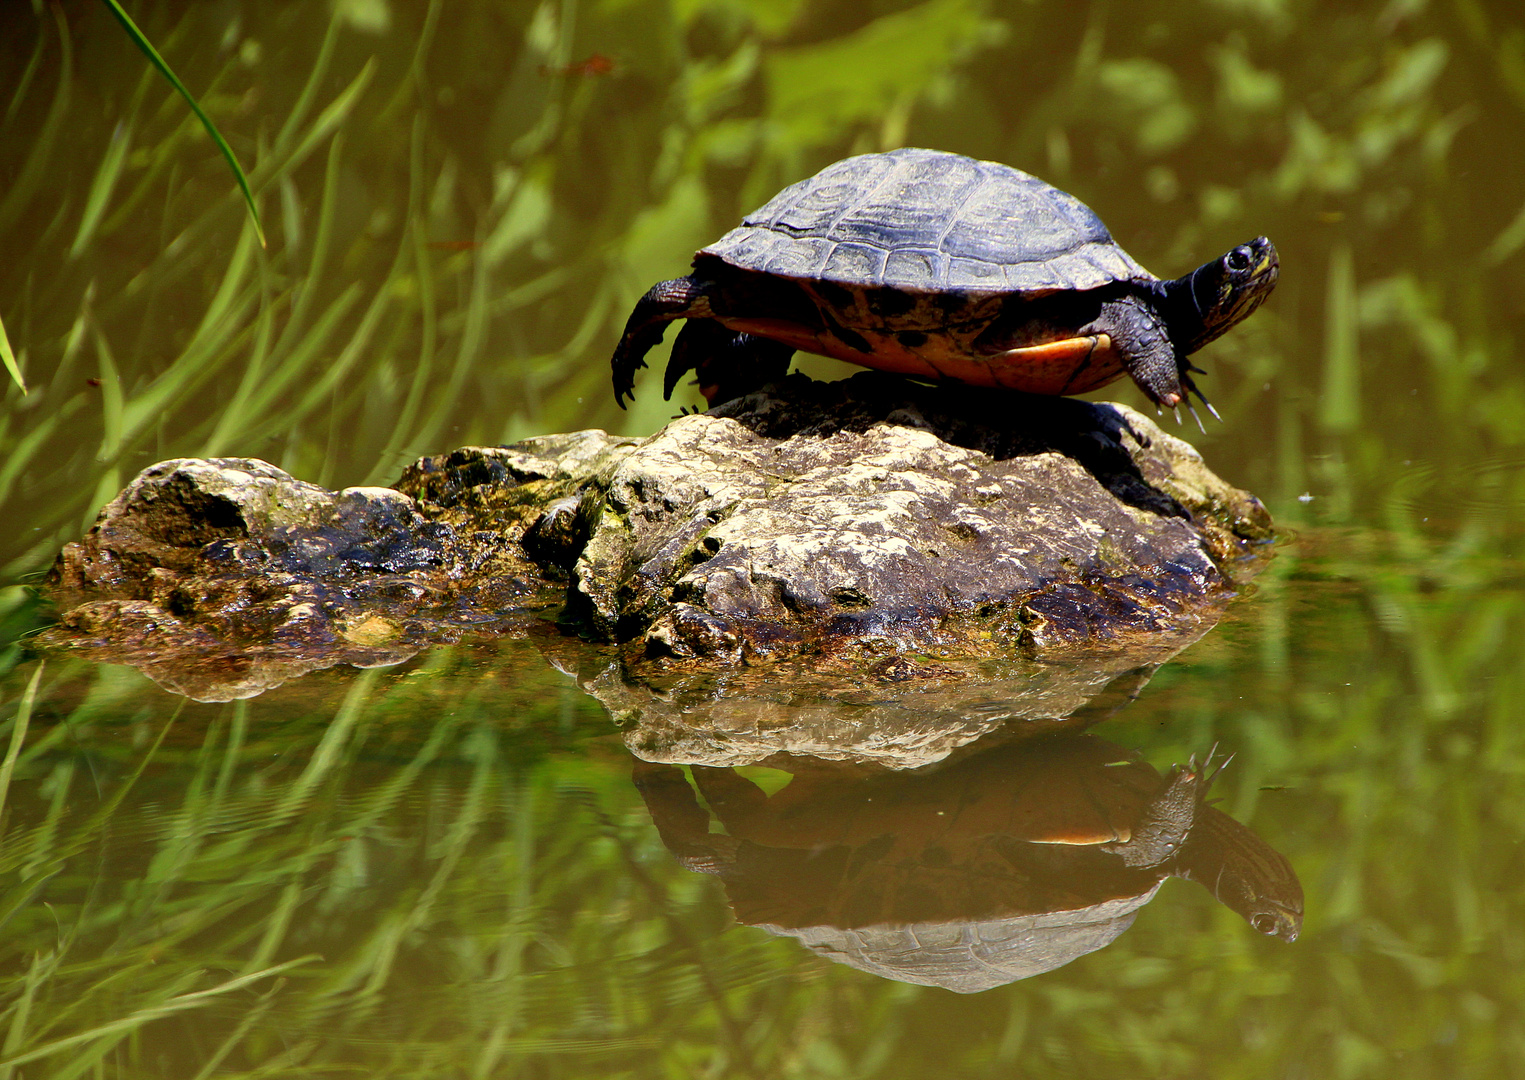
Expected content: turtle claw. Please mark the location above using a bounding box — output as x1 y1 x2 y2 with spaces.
1188 743 1234 791
613 276 711 407
1172 404 1183 425
1179 370 1223 424
1187 401 1206 434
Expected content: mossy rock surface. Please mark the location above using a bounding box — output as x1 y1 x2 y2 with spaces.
42 373 1271 700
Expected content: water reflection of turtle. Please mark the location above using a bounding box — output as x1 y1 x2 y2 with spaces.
612 148 1278 420
634 733 1302 993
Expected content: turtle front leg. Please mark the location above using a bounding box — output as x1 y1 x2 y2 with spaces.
1078 293 1184 408
664 320 795 405
611 276 713 408
630 759 740 874
1102 750 1215 869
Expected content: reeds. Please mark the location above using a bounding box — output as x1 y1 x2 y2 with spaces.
99 0 264 248
1 534 1525 1077
0 0 1041 580
0 1 1524 1072
0 644 783 1077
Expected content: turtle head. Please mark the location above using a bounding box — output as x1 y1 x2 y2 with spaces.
1172 804 1304 943
1168 237 1279 355
1198 853 1304 943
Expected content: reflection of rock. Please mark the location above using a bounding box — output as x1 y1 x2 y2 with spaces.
41 374 1270 699
634 733 1302 993
547 624 1190 769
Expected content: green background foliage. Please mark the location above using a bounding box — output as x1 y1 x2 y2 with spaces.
2 0 1524 1075
0 0 1518 575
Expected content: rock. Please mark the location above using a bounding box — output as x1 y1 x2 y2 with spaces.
569 373 1270 663
538 625 1192 770
41 374 1271 699
42 452 605 700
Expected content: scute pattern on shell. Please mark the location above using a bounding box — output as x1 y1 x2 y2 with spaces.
703 148 1154 294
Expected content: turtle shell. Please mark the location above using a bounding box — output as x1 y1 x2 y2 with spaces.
702 147 1153 295
762 894 1162 994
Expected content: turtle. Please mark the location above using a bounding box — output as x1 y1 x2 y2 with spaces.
610 147 1279 425
632 733 1303 991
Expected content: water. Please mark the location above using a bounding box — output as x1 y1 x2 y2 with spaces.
3 0 1525 1075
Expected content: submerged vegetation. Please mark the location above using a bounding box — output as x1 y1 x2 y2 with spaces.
1 0 1524 1076
2 535 1525 1077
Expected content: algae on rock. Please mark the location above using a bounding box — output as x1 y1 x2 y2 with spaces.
41 374 1272 700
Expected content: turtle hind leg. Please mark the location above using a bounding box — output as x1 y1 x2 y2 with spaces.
611 276 712 408
665 320 794 406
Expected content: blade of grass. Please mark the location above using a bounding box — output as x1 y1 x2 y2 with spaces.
69 121 132 259
327 738 492 1006
286 247 401 419
99 0 265 247
409 245 493 457
115 224 261 451
273 132 344 356
92 323 124 462
1485 195 1525 265
187 976 288 1080
0 957 317 1071
197 249 276 459
96 113 193 243
364 116 436 486
2 20 46 124
97 52 372 331
0 663 43 833
0 945 74 1080
1 705 180 879
0 871 58 942
0 3 69 235
239 883 304 976
19 760 73 881
279 667 379 812
211 1038 318 1079
0 312 23 394
381 0 444 126
235 282 363 435
255 58 375 192
273 9 343 154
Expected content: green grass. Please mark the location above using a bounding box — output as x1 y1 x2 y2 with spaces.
100 0 264 248
0 4 1523 1070
0 526 1523 1076
0 313 21 395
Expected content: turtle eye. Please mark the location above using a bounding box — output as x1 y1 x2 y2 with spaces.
1226 248 1252 272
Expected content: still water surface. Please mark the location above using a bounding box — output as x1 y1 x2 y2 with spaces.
2 0 1525 1075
